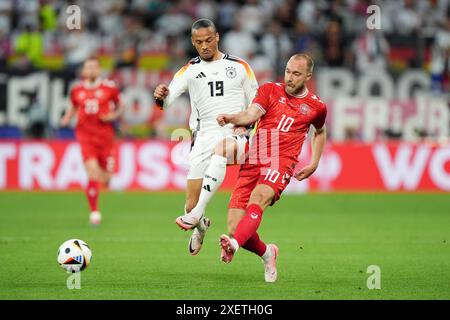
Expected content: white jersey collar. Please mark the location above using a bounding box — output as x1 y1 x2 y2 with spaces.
201 52 225 63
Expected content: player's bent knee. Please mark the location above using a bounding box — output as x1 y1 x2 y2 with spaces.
100 173 112 186
86 168 100 181
214 140 227 157
214 138 237 163
249 185 275 209
85 160 101 181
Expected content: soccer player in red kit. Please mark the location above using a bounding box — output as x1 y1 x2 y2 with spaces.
216 54 327 282
60 57 125 225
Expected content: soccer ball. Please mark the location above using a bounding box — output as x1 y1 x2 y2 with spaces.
57 239 92 273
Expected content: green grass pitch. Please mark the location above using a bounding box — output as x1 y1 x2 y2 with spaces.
0 191 449 300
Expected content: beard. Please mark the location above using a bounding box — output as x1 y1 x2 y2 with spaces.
87 76 99 82
285 83 304 95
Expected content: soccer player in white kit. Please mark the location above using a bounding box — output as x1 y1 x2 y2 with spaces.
153 19 258 255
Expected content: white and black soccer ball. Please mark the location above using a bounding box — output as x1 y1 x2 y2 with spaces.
57 239 92 273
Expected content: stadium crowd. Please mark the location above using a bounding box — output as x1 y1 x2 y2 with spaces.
0 0 448 76
0 0 449 139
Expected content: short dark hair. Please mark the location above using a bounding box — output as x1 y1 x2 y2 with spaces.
191 19 217 35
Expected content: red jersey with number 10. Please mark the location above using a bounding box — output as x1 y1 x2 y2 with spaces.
250 82 327 164
70 79 121 144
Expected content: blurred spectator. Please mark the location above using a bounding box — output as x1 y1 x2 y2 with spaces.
94 0 125 37
130 0 155 12
247 49 275 83
395 0 421 36
296 0 319 31
430 15 450 93
14 0 40 30
165 35 188 72
418 0 447 39
217 0 238 33
39 0 58 32
0 0 12 34
274 0 297 30
155 5 192 37
292 20 318 55
352 29 390 73
27 91 48 138
63 27 98 71
324 0 348 29
320 20 348 67
222 17 257 61
260 20 293 77
195 0 218 21
347 0 375 34
115 15 150 68
177 0 197 18
238 0 269 37
0 31 11 71
377 0 397 35
13 24 44 70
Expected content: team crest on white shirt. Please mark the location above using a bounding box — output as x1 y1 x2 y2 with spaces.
225 66 237 78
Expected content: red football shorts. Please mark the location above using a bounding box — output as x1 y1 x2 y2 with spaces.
228 159 296 210
79 139 116 173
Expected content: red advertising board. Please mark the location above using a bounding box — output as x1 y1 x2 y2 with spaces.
0 140 449 192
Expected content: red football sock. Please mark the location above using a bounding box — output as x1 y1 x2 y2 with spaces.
85 180 99 212
242 232 267 257
233 203 264 246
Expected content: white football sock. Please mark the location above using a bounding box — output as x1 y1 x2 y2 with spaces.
189 154 227 220
261 245 272 262
230 238 239 253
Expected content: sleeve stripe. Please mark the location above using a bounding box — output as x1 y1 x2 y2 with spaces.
225 55 255 79
254 103 266 114
238 60 255 79
174 63 189 78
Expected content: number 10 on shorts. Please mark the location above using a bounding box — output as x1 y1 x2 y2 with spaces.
264 169 280 183
264 169 290 184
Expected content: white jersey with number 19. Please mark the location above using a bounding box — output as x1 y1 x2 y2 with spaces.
163 53 258 132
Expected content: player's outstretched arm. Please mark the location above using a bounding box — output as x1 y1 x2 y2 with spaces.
217 104 264 127
60 103 76 127
294 125 327 181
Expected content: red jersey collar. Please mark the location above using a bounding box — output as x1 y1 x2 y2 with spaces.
82 78 102 89
284 85 309 98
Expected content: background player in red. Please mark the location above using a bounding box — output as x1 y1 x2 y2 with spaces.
60 57 125 225
216 53 327 282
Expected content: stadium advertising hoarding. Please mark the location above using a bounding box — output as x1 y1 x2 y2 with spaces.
0 140 449 192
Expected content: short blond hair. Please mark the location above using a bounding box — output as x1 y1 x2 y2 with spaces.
290 53 314 73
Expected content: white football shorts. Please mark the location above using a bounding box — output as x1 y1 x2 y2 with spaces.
187 130 248 180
